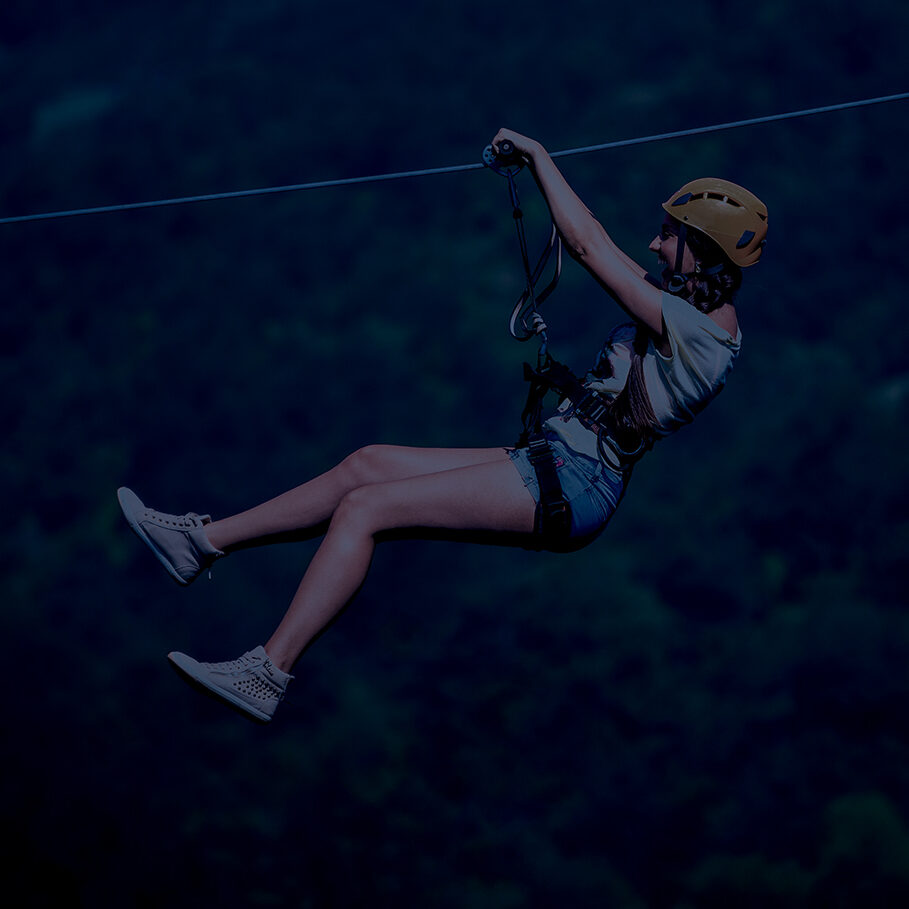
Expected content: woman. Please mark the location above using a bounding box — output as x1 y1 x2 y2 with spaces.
118 129 768 722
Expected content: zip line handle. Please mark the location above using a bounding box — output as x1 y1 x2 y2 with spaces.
496 140 517 161
482 141 524 177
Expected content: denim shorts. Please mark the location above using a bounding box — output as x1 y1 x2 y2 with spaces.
507 432 627 548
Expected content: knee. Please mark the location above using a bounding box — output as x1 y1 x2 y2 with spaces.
331 484 383 535
340 444 398 487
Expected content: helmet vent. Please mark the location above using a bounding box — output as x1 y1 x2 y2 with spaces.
673 190 747 208
703 191 741 207
736 230 756 249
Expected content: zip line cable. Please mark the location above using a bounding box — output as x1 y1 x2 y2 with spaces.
549 91 909 159
1 91 907 227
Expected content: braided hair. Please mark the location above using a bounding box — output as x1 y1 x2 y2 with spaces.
676 224 743 314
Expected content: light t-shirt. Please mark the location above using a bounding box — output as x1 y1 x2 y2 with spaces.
544 292 742 467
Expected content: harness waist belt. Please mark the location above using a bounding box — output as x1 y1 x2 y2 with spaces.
525 360 652 467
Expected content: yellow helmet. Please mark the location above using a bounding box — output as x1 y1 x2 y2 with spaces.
663 178 768 267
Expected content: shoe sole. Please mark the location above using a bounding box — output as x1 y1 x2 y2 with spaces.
168 652 273 724
117 487 190 587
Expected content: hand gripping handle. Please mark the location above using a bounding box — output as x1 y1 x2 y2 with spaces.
482 140 523 175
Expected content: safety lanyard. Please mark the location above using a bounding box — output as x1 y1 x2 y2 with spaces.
482 143 562 359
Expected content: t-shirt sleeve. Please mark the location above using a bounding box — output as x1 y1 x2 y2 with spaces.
658 291 742 394
640 292 742 435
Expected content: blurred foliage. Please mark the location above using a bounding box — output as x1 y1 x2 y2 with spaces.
1 0 908 906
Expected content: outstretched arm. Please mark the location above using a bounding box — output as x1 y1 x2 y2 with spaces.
491 128 665 338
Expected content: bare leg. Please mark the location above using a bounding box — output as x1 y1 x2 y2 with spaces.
265 455 536 672
204 444 512 551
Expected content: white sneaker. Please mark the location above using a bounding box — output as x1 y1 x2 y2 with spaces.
117 487 224 586
168 646 293 723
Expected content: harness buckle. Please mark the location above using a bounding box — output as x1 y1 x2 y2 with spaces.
575 389 609 423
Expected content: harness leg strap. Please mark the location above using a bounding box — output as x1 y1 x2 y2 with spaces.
526 436 572 541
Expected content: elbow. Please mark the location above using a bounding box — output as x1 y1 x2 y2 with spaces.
565 240 586 262
564 224 602 261
566 214 610 260
565 236 588 261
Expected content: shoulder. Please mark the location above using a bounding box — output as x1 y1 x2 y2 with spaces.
661 293 740 343
706 303 739 339
652 294 742 364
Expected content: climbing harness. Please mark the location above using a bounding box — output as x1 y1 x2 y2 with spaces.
483 140 571 541
484 141 652 544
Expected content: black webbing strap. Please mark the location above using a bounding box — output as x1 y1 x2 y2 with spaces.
517 353 573 542
520 353 653 466
526 436 571 539
505 170 562 343
482 142 562 343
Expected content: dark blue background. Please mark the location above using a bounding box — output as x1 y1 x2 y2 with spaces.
2 1 908 905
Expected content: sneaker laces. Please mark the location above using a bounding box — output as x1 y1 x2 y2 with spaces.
150 509 220 579
209 652 263 673
141 507 210 529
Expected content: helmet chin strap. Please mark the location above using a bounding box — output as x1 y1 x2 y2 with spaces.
663 224 726 297
666 222 690 296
